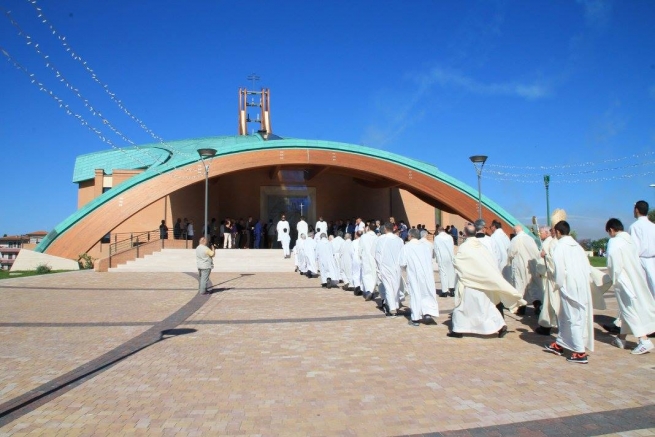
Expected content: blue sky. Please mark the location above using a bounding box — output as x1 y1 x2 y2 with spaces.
1 0 654 239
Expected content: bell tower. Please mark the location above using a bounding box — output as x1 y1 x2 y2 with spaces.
238 74 272 136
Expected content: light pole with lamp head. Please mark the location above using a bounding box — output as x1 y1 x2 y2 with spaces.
544 175 551 226
197 148 217 244
469 155 488 220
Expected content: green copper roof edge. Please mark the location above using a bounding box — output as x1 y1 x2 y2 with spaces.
37 136 522 253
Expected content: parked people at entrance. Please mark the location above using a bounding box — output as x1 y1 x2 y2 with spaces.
223 219 233 249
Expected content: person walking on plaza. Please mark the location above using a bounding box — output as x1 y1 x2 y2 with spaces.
508 224 543 316
400 228 440 326
629 200 655 299
317 233 339 288
297 216 309 242
606 218 655 354
434 226 455 297
359 225 378 301
196 237 215 295
535 225 559 336
544 220 593 364
280 226 291 259
489 220 510 275
375 222 404 317
449 225 522 338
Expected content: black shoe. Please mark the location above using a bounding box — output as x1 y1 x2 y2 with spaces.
408 320 420 327
300 271 305 276
516 305 527 316
498 325 508 338
449 289 455 297
447 331 463 338
364 292 373 301
423 316 436 325
533 300 542 316
306 271 312 278
649 332 655 338
321 283 327 288
326 279 332 289
602 323 620 334
339 280 344 284
354 287 363 297
535 326 552 336
436 290 448 298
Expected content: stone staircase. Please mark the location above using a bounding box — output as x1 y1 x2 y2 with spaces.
108 248 295 273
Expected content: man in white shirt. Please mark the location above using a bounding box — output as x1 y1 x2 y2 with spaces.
629 200 655 299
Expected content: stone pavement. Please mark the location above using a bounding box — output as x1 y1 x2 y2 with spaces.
0 269 654 436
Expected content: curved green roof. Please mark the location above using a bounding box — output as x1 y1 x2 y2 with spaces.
37 134 524 253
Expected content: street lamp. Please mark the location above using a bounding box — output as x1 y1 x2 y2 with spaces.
197 148 217 243
469 155 488 220
544 175 551 226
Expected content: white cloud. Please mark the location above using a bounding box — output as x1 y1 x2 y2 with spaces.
421 68 549 100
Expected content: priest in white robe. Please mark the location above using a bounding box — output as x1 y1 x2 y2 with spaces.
419 230 433 249
400 228 439 325
296 216 309 244
359 227 378 301
544 220 593 364
304 231 318 278
536 225 560 336
351 231 363 295
295 233 307 275
276 214 289 249
317 234 338 289
375 222 405 316
340 233 355 291
508 224 544 315
331 231 345 283
433 227 456 297
315 216 328 237
450 225 525 338
280 227 291 258
606 218 655 354
629 200 655 299
490 220 511 276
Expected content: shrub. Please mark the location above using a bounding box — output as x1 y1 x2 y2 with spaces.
35 263 52 274
78 253 95 269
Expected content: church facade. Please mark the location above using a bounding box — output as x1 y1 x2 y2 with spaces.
36 133 521 261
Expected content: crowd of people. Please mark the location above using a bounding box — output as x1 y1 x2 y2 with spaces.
272 201 655 364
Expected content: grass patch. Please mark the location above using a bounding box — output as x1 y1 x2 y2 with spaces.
0 270 72 280
589 256 607 268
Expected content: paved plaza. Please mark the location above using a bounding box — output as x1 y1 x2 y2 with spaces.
0 269 654 436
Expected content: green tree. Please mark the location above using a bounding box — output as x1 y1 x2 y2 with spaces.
649 209 655 223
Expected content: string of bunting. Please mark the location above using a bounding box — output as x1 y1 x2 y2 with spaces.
1 46 204 181
22 0 198 160
485 149 655 171
2 7 206 180
486 160 655 178
484 169 655 184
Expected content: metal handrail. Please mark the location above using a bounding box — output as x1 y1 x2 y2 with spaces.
108 229 159 256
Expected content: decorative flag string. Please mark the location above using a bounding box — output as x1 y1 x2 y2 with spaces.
23 0 197 159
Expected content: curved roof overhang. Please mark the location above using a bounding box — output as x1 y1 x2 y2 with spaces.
37 135 525 259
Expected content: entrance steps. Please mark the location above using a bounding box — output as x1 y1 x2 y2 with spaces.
108 248 295 273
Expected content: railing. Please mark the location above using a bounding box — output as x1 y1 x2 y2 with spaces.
108 229 160 256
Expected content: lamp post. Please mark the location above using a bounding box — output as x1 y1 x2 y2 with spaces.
197 148 217 243
544 175 551 226
469 155 488 220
